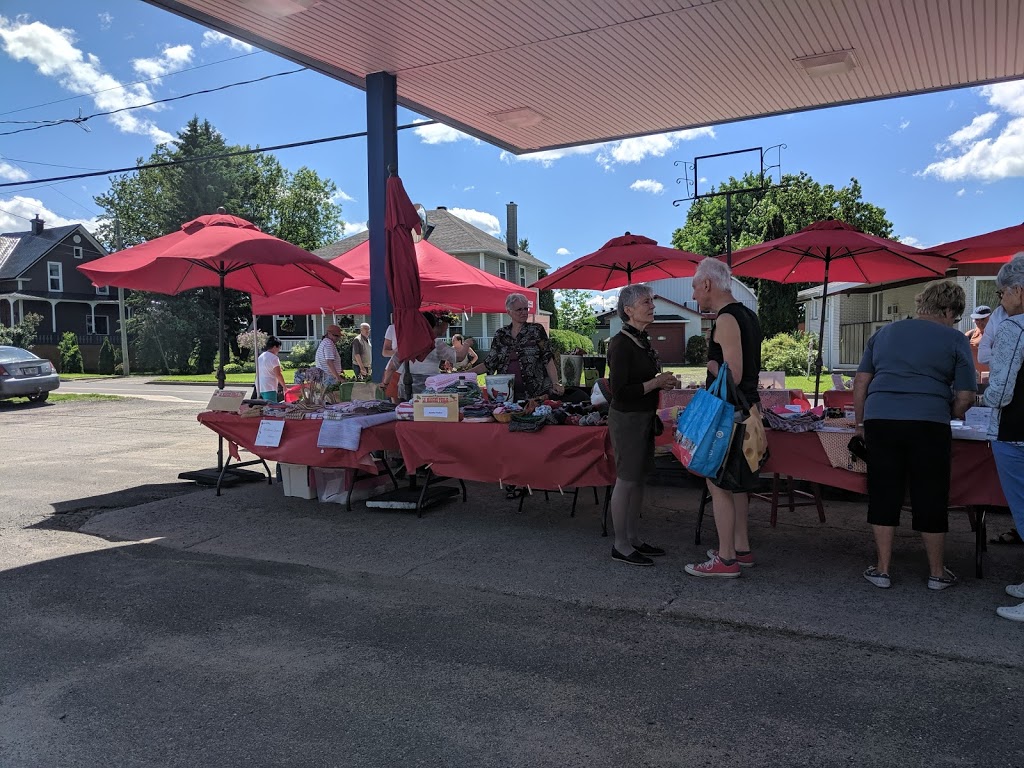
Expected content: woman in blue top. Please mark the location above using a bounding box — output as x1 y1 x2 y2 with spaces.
853 279 976 591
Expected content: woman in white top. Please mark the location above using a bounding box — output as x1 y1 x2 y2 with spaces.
257 336 286 402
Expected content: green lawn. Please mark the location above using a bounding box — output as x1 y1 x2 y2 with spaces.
663 366 833 396
51 393 123 402
59 373 118 380
151 370 357 385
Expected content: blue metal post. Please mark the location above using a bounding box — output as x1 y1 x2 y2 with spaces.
366 71 397 382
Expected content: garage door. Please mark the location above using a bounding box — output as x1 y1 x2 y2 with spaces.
648 323 686 365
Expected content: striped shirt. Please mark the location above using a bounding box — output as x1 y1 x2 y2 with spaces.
315 336 340 381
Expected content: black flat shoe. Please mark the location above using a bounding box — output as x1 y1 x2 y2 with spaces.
611 547 654 566
634 542 666 557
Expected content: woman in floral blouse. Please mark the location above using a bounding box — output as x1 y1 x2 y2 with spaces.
470 293 565 401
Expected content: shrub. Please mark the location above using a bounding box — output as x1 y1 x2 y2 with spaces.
236 328 269 362
114 363 124 375
222 362 243 374
241 362 256 374
761 331 816 376
98 338 116 374
58 332 84 374
0 312 42 349
548 328 595 355
281 360 297 370
685 334 708 365
288 340 317 366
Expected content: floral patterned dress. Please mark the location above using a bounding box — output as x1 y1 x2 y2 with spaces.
483 322 555 399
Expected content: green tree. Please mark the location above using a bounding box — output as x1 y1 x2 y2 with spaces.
0 312 42 349
93 117 345 372
536 268 558 329
556 289 597 337
672 172 893 337
97 338 116 374
58 332 84 374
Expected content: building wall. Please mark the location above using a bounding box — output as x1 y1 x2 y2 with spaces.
19 233 107 296
643 276 758 315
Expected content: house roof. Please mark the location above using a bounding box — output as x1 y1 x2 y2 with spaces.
316 208 550 269
143 0 1023 154
0 224 81 280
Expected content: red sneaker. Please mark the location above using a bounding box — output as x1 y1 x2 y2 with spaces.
707 549 755 568
685 554 741 578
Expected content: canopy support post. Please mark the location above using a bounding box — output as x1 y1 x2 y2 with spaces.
813 253 830 404
367 71 397 382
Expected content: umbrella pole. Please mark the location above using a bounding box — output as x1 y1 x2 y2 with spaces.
813 255 830 404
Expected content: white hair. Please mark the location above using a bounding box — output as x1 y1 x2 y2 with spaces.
505 293 530 312
996 252 1024 290
693 257 733 292
360 323 370 330
617 283 654 323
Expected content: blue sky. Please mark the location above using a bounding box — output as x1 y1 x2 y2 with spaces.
2 1 1023 277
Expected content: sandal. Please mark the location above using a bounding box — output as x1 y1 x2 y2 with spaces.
989 529 1023 545
505 485 520 500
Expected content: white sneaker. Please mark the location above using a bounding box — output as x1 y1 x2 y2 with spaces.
996 602 1024 622
1006 582 1024 599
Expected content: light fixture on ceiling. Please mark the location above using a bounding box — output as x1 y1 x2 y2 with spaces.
237 0 322 18
488 108 545 129
794 50 857 79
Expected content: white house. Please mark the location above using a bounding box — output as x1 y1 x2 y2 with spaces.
799 275 994 370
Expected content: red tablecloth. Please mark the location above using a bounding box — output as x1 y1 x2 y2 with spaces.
822 389 855 409
197 412 399 473
762 430 1006 507
396 421 615 489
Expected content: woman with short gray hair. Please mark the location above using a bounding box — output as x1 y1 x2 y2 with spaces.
984 255 1024 621
606 283 678 566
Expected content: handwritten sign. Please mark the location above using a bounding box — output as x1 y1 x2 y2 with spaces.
254 419 285 447
207 389 246 413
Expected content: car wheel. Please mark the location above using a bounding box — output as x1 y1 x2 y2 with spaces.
27 392 49 403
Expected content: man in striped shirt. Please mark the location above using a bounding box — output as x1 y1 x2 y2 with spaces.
315 325 345 385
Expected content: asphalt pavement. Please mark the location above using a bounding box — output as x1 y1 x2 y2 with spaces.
2 397 1024 767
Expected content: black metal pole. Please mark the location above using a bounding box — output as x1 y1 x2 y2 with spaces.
813 252 830 404
725 192 733 267
217 269 226 391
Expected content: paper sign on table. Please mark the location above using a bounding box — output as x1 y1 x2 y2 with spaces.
965 406 991 430
207 389 246 412
254 419 285 447
317 417 355 449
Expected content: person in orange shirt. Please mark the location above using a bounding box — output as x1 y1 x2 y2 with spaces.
966 305 992 387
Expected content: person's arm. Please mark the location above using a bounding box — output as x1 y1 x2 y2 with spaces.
985 322 1024 408
382 334 395 358
978 314 1001 365
711 313 743 381
607 338 675 402
950 332 978 419
272 363 286 389
853 372 872 437
952 390 975 420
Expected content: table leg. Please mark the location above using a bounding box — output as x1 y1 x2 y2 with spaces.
601 486 611 537
571 488 579 518
973 505 987 579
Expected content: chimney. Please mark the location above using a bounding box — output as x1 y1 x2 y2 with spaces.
506 201 518 255
30 214 44 235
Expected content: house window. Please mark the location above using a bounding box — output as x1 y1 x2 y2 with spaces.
96 284 110 296
870 293 883 321
519 266 527 287
498 259 507 281
809 299 819 320
73 246 84 259
47 262 63 292
87 315 110 335
976 278 998 310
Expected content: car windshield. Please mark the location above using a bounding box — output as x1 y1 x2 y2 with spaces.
0 346 41 363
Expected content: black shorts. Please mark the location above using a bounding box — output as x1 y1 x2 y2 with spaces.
864 419 952 533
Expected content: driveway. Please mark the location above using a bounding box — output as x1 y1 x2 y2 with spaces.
2 399 1023 767
58 376 233 403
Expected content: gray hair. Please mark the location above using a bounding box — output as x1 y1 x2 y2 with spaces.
915 279 966 318
693 257 733 292
617 283 654 323
505 292 530 312
359 322 370 330
996 252 1024 290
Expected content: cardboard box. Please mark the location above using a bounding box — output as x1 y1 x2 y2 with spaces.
313 467 392 505
279 463 316 499
412 393 460 422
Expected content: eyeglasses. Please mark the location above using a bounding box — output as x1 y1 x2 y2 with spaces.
509 306 529 312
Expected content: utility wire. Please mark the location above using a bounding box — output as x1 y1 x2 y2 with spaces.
0 68 307 136
0 120 438 189
0 206 33 222
0 51 261 118
0 157 106 171
0 156 101 215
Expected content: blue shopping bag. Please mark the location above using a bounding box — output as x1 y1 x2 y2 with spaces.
674 363 736 478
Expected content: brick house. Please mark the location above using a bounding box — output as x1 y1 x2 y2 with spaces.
0 216 119 369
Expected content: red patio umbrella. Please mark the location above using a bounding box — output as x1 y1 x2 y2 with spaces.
252 238 537 316
728 219 952 401
531 232 705 291
79 212 350 389
384 174 435 363
932 221 1024 276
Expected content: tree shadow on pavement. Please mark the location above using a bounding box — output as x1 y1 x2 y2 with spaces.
31 482 204 532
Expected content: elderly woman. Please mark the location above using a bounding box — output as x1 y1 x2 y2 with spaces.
606 284 678 566
854 279 976 591
469 293 565 400
984 254 1024 621
684 258 763 579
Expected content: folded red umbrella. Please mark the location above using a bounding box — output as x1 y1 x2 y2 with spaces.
385 175 435 363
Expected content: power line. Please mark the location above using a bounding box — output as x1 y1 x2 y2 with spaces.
0 156 101 216
0 157 106 171
0 206 33 222
0 51 261 118
0 68 307 137
0 120 439 189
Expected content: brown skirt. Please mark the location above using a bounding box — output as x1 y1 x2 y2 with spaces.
608 407 655 482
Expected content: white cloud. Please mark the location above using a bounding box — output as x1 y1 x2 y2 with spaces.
132 43 193 80
449 207 500 236
502 127 714 169
630 179 664 194
343 220 368 236
413 119 479 145
0 16 173 144
463 185 475 191
97 12 113 31
583 289 619 312
0 161 30 182
555 247 571 256
946 112 999 146
897 235 923 248
332 189 355 203
921 80 1024 181
956 188 966 197
0 196 98 233
201 30 255 53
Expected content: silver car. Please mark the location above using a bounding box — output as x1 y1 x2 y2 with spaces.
0 346 60 403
